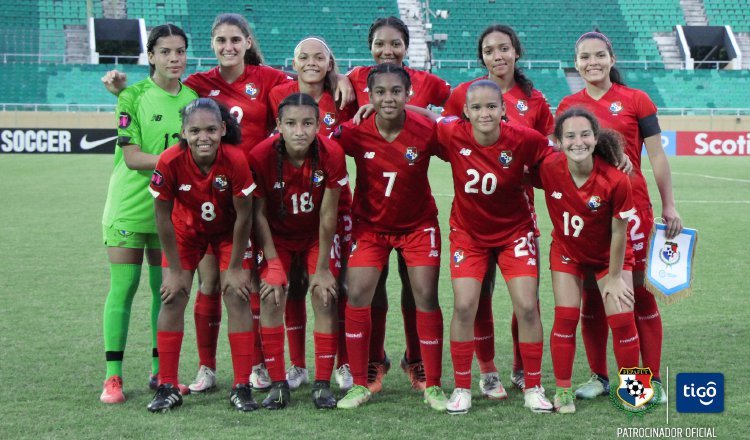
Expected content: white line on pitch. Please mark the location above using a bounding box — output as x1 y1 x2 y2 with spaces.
675 200 750 204
643 168 750 184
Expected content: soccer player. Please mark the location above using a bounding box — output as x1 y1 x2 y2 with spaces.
430 81 554 415
268 37 356 392
99 24 197 404
536 108 640 414
333 64 447 411
146 98 256 413
441 24 555 396
248 93 348 409
556 32 682 403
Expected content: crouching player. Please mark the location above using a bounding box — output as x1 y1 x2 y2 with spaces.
147 98 257 412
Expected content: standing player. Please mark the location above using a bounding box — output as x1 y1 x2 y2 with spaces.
249 93 348 409
333 64 447 411
99 24 197 404
441 24 555 395
429 81 553 415
146 98 257 413
556 32 681 403
536 108 640 414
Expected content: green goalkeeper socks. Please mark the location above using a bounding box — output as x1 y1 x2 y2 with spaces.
103 263 141 379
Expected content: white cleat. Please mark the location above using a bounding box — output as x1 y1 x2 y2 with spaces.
334 364 353 391
285 365 309 390
479 372 508 400
523 385 553 413
250 363 272 392
188 365 217 393
446 388 472 415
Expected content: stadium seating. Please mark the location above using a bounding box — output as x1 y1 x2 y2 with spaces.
704 0 750 31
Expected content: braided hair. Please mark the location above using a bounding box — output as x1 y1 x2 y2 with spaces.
477 24 534 97
554 107 624 167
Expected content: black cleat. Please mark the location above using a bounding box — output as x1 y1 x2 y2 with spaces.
262 381 291 410
312 381 337 409
230 383 259 412
147 384 182 413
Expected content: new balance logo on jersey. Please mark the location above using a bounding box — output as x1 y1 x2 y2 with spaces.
179 184 191 191
273 181 285 189
551 191 563 199
364 152 375 159
428 250 439 257
459 148 472 156
151 114 163 121
527 258 537 266
209 89 220 96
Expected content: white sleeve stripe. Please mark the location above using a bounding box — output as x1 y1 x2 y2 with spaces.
148 187 160 199
241 183 257 196
619 208 636 219
337 175 349 186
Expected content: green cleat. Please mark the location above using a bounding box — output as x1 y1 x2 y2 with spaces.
652 380 668 405
423 386 448 411
553 387 576 414
336 384 371 409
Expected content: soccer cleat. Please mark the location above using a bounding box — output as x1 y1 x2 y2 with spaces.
286 365 309 390
147 384 182 413
574 373 610 399
149 374 190 395
336 384 371 409
523 385 553 413
399 354 426 392
510 370 525 390
229 383 259 412
189 365 217 393
334 364 353 391
423 385 448 411
652 380 668 405
446 388 472 415
311 381 337 410
554 387 576 414
261 381 291 410
366 354 391 394
100 375 126 404
250 364 272 392
479 372 508 400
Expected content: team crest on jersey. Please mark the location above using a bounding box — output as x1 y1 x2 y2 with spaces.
312 170 326 187
214 175 229 191
150 170 164 187
118 112 131 129
245 83 258 97
659 241 680 266
323 112 336 127
609 101 623 115
498 150 513 168
405 147 418 164
516 99 529 114
587 195 602 211
453 249 465 265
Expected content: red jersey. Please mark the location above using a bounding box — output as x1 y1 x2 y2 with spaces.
436 118 553 246
268 81 357 137
556 84 660 206
248 134 348 241
442 79 554 136
150 144 256 236
537 153 636 267
333 110 439 233
347 65 451 108
184 65 292 152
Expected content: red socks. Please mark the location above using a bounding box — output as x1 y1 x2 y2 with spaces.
345 304 371 386
416 309 443 387
474 295 496 374
450 340 474 389
519 341 543 389
285 297 307 368
228 332 254 387
157 331 183 386
194 291 221 370
609 312 641 370
336 295 349 367
550 307 580 388
369 305 387 362
402 305 421 362
260 325 285 382
250 293 263 366
580 287 609 377
314 332 338 382
634 286 662 378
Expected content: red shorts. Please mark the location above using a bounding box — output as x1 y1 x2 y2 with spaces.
163 229 233 271
268 235 340 278
627 204 653 272
549 240 634 280
348 225 441 269
205 236 255 270
449 228 538 282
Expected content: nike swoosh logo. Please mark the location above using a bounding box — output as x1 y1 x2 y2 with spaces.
80 135 118 150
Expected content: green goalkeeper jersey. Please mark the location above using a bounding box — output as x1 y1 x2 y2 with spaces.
102 77 197 233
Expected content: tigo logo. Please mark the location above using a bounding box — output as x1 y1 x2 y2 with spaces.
676 373 723 413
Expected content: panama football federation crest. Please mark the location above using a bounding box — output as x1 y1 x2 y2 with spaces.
213 175 228 191
453 249 465 265
499 150 513 168
312 169 325 187
516 99 529 114
245 83 258 97
610 367 660 417
659 241 680 266
587 195 602 211
323 112 336 127
405 147 418 164
609 101 623 115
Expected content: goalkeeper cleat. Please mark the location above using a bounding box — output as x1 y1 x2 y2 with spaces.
337 384 371 409
100 375 125 404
